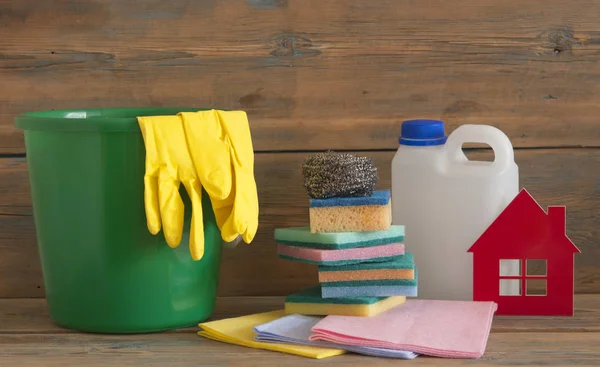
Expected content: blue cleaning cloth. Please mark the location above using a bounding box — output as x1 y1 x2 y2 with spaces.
309 190 390 208
254 314 418 359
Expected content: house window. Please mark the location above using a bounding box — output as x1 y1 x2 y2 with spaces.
499 259 521 296
500 279 521 296
500 259 521 276
499 259 547 296
526 259 547 276
525 259 547 296
526 279 547 295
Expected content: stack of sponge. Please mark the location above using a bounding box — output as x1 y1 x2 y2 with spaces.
275 151 418 317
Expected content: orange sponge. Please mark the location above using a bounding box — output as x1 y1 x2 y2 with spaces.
309 190 391 233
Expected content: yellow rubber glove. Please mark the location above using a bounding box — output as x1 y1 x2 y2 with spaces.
179 111 236 242
216 110 259 244
137 116 206 261
178 110 232 201
180 110 259 244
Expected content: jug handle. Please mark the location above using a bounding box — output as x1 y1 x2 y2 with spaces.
443 124 514 172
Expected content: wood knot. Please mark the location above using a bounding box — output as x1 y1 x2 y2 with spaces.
239 88 265 108
537 28 581 55
269 33 321 57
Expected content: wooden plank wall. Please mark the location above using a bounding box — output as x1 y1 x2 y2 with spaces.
1 0 599 297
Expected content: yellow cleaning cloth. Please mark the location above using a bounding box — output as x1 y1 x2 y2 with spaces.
198 310 345 359
137 109 260 260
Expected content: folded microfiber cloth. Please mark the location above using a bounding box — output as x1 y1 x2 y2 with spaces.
274 225 404 250
277 242 405 266
309 190 392 233
318 253 415 282
310 299 498 359
198 310 345 359
254 314 418 359
285 285 406 317
321 268 418 298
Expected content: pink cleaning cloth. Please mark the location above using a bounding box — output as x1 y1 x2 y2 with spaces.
310 299 497 359
277 243 405 263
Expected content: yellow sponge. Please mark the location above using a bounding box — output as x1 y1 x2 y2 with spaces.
309 190 391 233
285 285 406 317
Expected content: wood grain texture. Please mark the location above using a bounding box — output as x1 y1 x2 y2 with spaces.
1 149 599 298
1 332 599 366
1 297 600 366
2 295 599 334
3 0 600 153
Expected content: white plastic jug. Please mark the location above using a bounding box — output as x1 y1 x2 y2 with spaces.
391 120 519 301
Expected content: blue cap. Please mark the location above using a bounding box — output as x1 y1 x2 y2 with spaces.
399 119 447 146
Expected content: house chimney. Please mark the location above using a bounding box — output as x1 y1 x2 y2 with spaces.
548 206 566 234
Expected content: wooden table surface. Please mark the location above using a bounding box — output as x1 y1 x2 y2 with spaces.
2 295 599 366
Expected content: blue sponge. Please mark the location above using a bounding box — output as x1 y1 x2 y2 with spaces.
321 269 419 298
309 190 390 208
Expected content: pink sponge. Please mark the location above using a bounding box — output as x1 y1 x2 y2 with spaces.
277 243 405 266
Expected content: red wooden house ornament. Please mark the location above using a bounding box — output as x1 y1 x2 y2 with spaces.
467 188 580 316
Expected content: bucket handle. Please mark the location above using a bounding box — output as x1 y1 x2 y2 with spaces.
442 124 514 173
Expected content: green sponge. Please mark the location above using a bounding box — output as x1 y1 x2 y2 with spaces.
274 225 404 250
286 285 387 304
318 253 415 272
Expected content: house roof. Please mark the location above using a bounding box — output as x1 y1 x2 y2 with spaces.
467 188 580 255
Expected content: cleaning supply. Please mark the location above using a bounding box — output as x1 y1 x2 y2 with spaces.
310 299 498 359
137 116 206 260
180 110 259 244
302 151 378 199
275 225 404 250
178 110 232 202
321 269 419 298
198 310 345 359
391 120 519 300
254 314 418 359
285 285 406 316
137 109 260 260
318 253 415 283
15 107 225 333
277 242 405 266
309 190 391 233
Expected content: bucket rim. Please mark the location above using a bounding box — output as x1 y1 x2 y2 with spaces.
14 107 212 132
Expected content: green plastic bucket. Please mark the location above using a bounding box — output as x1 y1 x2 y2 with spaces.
15 108 223 333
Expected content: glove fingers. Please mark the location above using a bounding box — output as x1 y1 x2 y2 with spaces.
221 214 244 243
158 174 184 249
209 172 236 241
242 189 259 243
143 175 161 234
221 178 248 243
215 110 259 244
184 180 205 261
242 223 257 244
138 117 162 235
180 111 233 201
212 166 247 243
